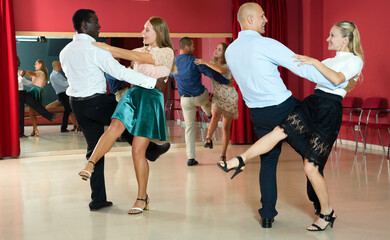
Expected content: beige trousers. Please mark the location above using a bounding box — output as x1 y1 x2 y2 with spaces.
180 89 211 159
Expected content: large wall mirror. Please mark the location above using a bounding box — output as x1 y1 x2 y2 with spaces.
16 36 232 107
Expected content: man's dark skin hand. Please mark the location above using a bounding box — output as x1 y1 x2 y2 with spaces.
155 76 168 92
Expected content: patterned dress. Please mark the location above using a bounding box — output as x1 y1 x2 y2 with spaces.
112 46 174 141
210 64 239 119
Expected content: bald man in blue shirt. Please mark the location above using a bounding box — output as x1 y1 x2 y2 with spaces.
225 3 346 228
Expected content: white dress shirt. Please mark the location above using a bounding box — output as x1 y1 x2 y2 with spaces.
50 70 69 94
225 30 349 108
18 71 32 91
59 33 157 97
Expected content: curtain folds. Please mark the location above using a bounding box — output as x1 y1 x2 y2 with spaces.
230 0 287 144
0 0 20 158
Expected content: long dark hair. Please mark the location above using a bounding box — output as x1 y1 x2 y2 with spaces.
212 42 229 65
148 16 177 73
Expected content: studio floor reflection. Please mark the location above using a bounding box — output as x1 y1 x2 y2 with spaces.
1 122 390 240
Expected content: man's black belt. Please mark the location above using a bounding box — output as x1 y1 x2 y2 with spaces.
70 93 103 101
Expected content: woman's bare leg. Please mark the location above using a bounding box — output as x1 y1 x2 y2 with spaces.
80 119 126 174
304 160 336 230
45 100 61 110
221 116 233 157
128 136 151 214
222 126 287 169
30 108 38 133
205 109 222 142
69 113 79 129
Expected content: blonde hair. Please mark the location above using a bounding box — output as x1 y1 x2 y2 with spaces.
37 59 49 82
148 16 177 73
212 42 229 65
334 21 364 61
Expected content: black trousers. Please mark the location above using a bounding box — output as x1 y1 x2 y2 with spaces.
70 93 155 209
19 90 54 136
250 96 300 220
58 92 72 131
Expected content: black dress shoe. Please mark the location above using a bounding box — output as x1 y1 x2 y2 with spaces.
116 136 126 142
204 138 213 149
20 134 29 138
261 218 274 228
145 142 171 162
61 129 69 132
50 113 62 121
314 203 321 215
89 201 113 211
187 159 199 166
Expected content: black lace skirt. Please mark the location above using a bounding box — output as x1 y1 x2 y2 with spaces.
279 89 343 171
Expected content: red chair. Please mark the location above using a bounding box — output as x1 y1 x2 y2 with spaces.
361 101 389 156
336 97 363 159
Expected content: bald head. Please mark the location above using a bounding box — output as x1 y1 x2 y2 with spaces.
52 61 61 71
237 2 268 34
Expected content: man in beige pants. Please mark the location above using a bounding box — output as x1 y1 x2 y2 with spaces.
174 37 230 166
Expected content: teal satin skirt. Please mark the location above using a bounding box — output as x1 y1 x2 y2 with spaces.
112 86 167 141
28 86 43 105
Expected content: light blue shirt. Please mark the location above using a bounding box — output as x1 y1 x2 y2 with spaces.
225 30 347 108
50 70 69 94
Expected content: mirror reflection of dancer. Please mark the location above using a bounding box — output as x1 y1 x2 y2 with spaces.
20 60 50 136
194 43 238 162
79 16 175 215
219 20 364 231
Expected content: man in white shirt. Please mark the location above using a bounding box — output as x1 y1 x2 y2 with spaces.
60 9 169 211
17 57 60 138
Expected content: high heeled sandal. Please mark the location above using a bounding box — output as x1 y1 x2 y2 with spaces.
128 195 149 215
217 156 245 179
79 161 95 181
307 209 336 231
204 138 213 149
30 130 39 137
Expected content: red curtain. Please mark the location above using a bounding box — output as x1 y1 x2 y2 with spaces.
230 0 287 144
0 0 20 158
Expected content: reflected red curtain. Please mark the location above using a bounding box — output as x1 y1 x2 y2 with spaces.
0 0 20 158
231 0 287 144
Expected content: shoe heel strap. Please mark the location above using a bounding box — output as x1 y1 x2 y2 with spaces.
236 156 245 167
88 160 95 165
319 209 334 222
136 195 148 203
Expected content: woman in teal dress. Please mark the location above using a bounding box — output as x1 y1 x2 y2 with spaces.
21 60 49 136
78 16 176 214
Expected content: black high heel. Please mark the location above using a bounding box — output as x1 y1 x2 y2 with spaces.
307 209 337 231
217 156 245 179
204 138 213 149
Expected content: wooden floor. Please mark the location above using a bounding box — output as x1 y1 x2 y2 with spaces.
1 122 390 240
